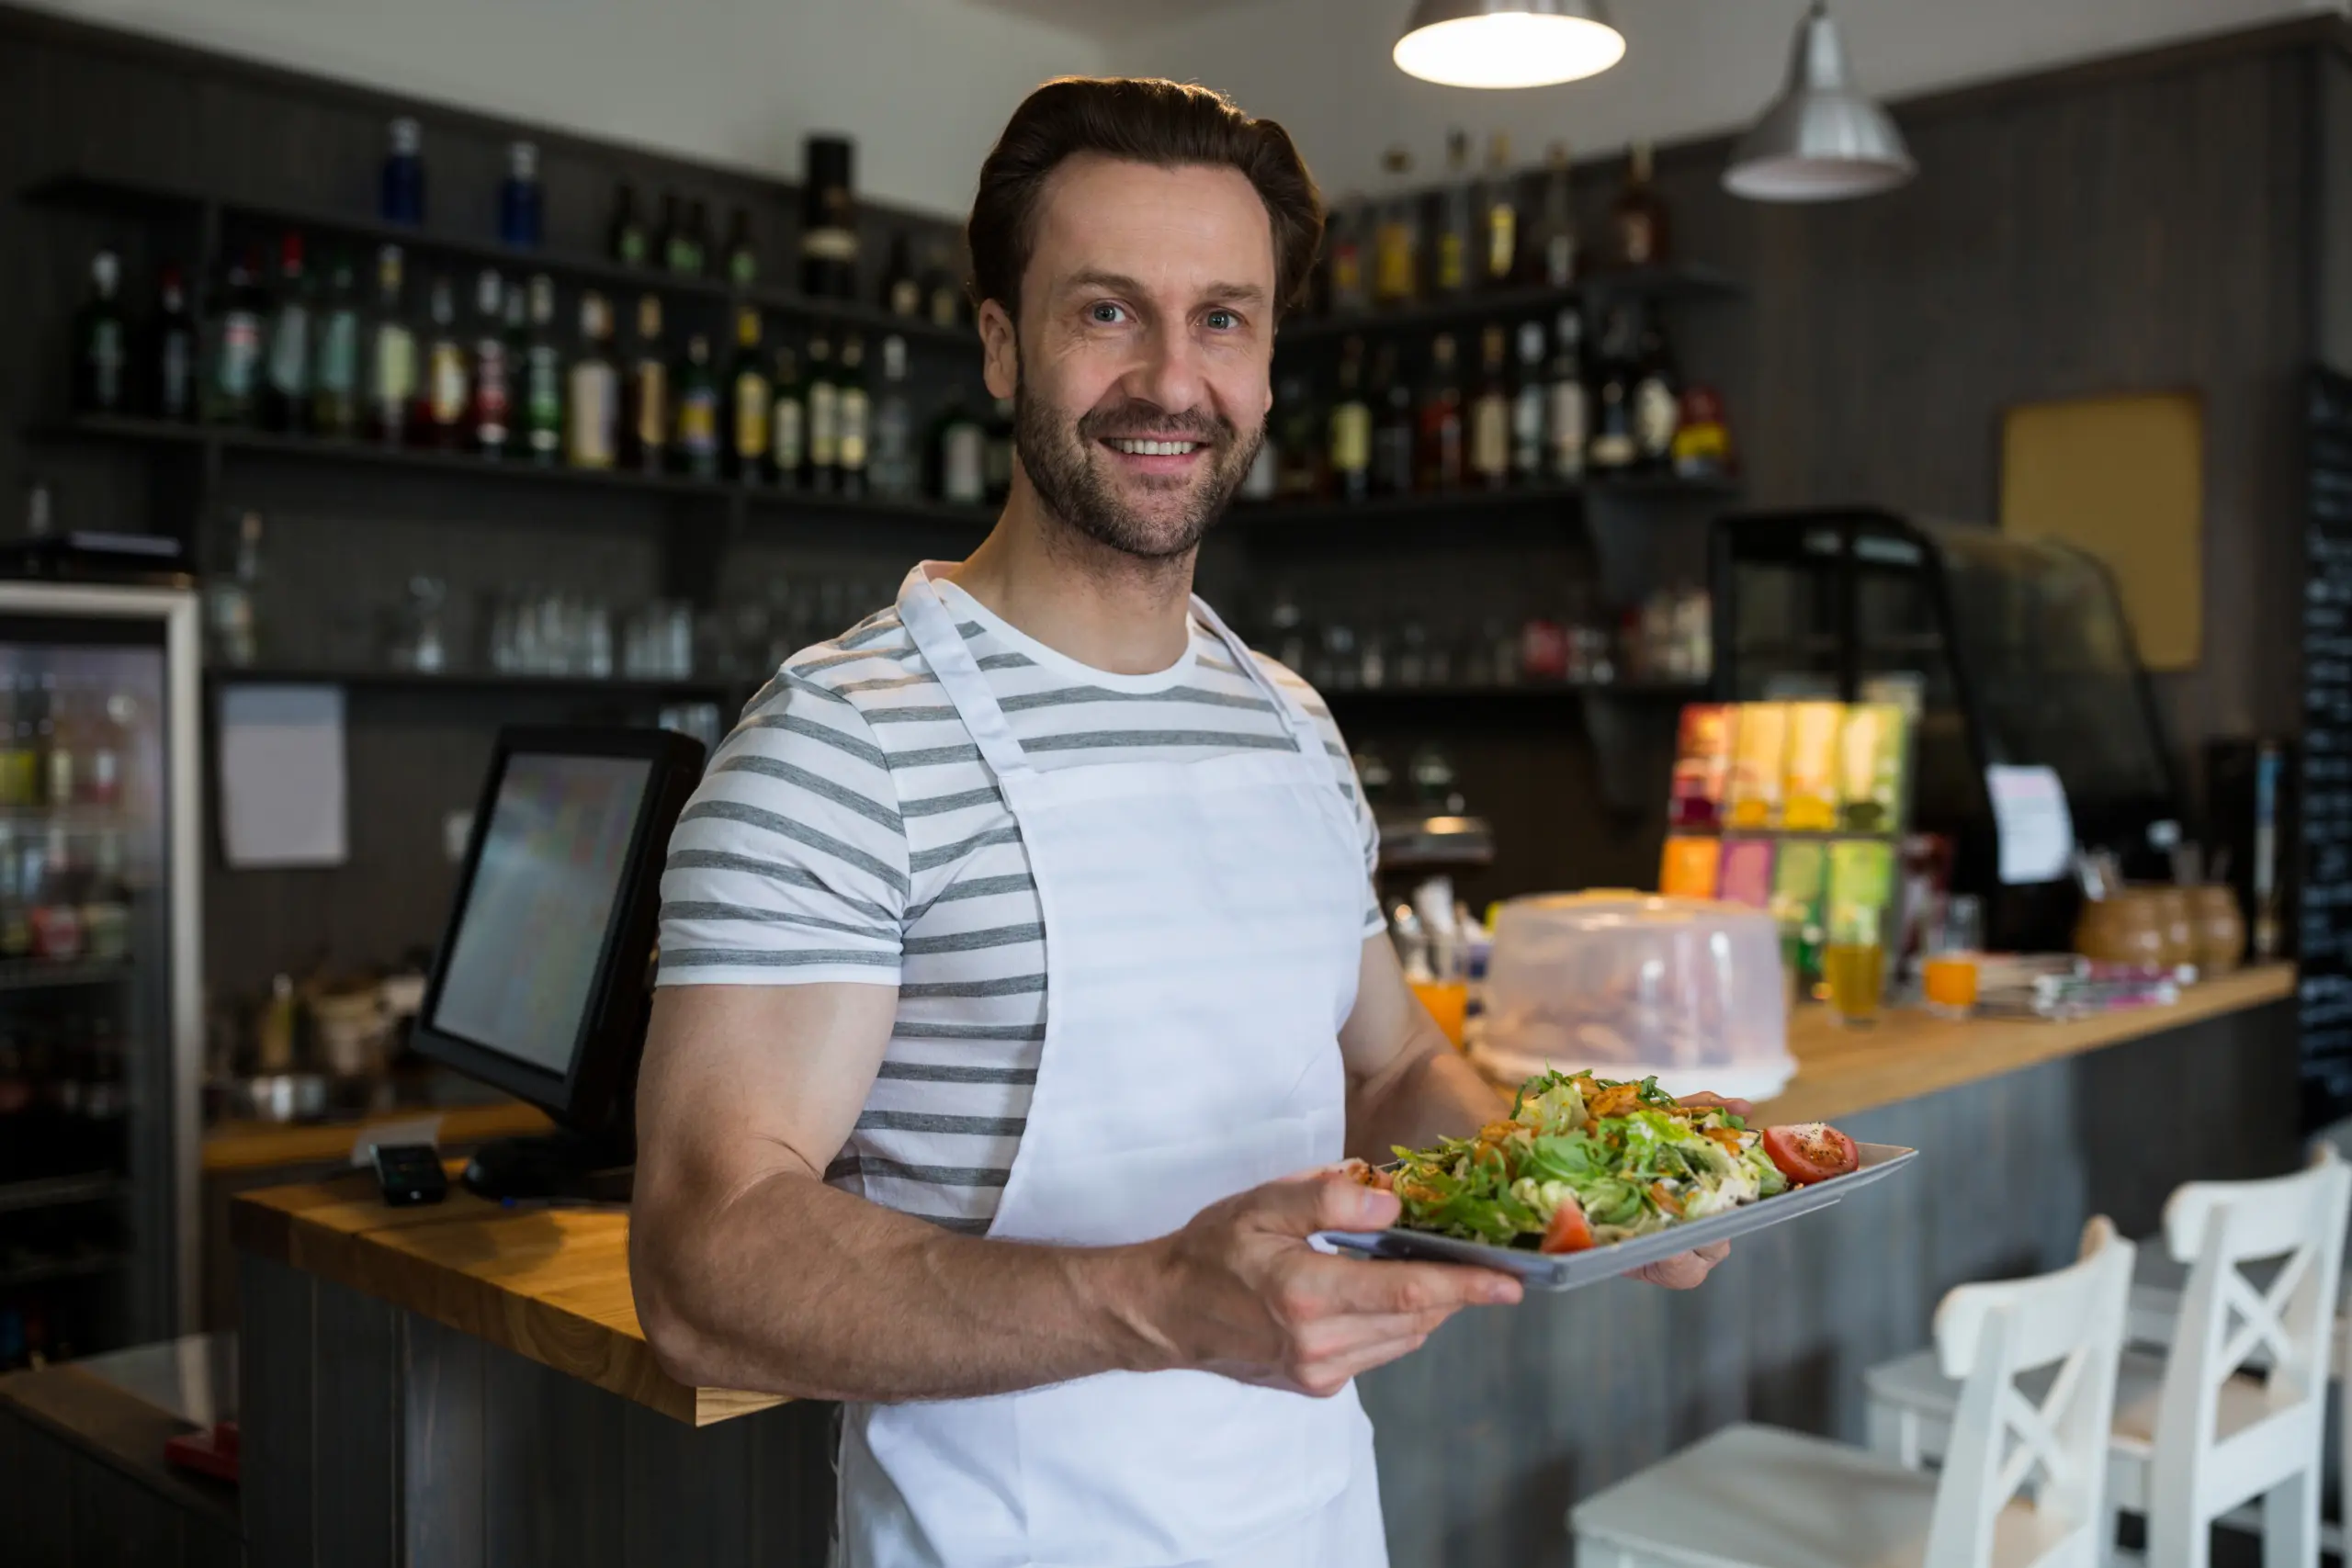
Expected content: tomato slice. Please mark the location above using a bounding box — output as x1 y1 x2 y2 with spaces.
1539 1193 1595 1253
1761 1122 1860 1185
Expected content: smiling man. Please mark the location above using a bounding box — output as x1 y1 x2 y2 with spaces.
628 77 1728 1568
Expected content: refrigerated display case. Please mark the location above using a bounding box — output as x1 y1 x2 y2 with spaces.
0 582 200 1368
1711 509 2180 953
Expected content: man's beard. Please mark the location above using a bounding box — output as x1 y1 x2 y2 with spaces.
1013 365 1261 561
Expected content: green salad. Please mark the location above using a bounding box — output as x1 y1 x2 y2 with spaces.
1347 1070 1793 1252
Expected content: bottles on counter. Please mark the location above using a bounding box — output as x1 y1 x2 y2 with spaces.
768 344 805 489
673 332 720 480
420 274 469 450
469 268 512 457
520 274 564 465
1416 332 1464 493
1373 148 1419 310
624 294 667 474
1467 324 1511 491
311 250 362 438
1611 141 1671 269
205 249 266 426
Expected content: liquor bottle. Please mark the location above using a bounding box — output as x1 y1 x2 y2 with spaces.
657 195 687 275
1587 306 1639 473
43 681 79 812
29 827 82 964
1327 335 1371 504
260 232 311 434
768 345 804 489
870 335 917 499
922 243 962 331
499 141 543 249
469 271 512 457
419 276 469 450
836 333 872 498
1274 373 1320 501
982 393 1015 503
311 251 362 438
521 275 564 465
1324 200 1368 317
25 676 53 809
804 328 839 491
1241 431 1277 504
624 295 667 474
567 292 618 470
1527 141 1578 288
1611 141 1671 269
1417 333 1464 492
1546 307 1589 481
673 333 720 480
801 136 859 301
727 308 771 483
365 245 415 446
0 676 34 811
84 683 124 809
931 391 986 504
723 208 757 288
1373 148 1419 310
1631 307 1680 470
150 265 196 422
1369 341 1415 498
1510 320 1547 483
1467 324 1511 491
1434 130 1474 297
883 234 922 318
609 184 650 267
0 831 28 962
73 251 127 415
380 117 425 227
1481 133 1519 291
205 249 266 426
206 511 265 668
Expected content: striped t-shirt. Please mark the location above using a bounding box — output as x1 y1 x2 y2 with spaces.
654 577 1381 1233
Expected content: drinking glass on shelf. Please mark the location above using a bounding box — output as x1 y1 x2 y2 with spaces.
1921 894 1984 1019
1824 905 1885 1028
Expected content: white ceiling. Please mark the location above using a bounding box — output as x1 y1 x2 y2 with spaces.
960 0 1261 30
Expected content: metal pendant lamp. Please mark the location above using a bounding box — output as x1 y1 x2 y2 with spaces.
1724 2 1915 201
1393 0 1626 90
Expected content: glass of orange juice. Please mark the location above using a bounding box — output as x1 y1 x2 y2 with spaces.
1410 979 1470 1049
1921 894 1983 1019
1824 906 1885 1028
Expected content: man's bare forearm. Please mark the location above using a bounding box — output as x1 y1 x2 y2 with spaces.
633 1170 1170 1403
1346 1028 1503 1161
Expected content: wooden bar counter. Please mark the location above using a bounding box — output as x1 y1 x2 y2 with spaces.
231 964 2299 1568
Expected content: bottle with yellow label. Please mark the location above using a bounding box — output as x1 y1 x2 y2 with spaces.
727 307 770 484
1373 148 1419 309
672 332 719 481
1328 336 1372 504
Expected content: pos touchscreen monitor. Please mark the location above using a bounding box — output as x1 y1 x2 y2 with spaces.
410 727 705 1190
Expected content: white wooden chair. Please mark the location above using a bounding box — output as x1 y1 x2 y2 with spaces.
1573 1218 2135 1568
1861 1148 2352 1568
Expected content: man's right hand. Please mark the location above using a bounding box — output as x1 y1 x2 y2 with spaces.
1121 1172 1523 1397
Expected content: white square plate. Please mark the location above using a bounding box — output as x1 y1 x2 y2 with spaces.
1313 1141 1918 1292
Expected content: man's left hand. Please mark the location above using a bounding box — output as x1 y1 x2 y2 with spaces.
1629 1091 1757 1291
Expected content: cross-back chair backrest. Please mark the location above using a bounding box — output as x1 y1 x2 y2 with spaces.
1921 1216 2136 1568
2154 1145 2349 1475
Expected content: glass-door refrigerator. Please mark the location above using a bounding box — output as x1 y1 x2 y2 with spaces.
0 582 200 1368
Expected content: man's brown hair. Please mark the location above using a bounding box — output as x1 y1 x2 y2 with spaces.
967 77 1324 323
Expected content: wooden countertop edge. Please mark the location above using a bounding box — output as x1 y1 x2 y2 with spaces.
203 1100 555 1173
1756 964 2294 1125
229 1180 784 1427
230 965 2292 1428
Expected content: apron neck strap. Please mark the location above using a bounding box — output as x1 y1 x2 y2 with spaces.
895 567 1329 776
1187 594 1326 758
897 565 1033 781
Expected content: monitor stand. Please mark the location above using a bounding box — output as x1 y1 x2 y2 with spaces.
461 1126 634 1203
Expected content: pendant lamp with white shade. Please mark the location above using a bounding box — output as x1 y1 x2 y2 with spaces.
1393 0 1626 90
1724 2 1915 201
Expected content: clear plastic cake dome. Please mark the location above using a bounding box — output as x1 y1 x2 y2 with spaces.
1471 893 1793 1102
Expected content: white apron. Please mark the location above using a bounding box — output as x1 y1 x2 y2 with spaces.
836 564 1387 1568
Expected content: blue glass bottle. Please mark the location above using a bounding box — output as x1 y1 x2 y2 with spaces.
499 141 543 250
380 117 424 228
